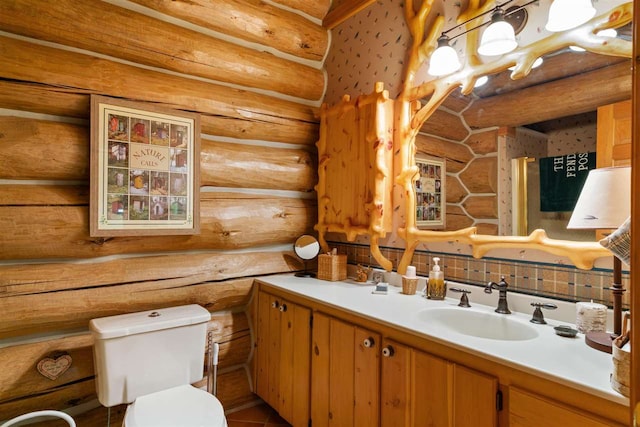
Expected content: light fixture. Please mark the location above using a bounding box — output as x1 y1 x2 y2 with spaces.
474 75 489 88
428 35 462 76
546 0 596 32
478 7 518 56
567 166 631 353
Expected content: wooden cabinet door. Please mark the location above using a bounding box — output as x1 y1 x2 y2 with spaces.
382 344 498 427
255 291 311 427
509 387 620 427
412 349 453 426
597 99 631 168
311 313 380 427
256 291 280 409
453 364 498 427
380 339 412 427
278 299 311 427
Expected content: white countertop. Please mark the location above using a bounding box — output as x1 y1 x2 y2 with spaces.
257 272 629 406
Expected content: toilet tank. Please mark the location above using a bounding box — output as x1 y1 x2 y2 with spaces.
90 304 211 407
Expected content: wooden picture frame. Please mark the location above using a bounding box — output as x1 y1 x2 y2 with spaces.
90 95 200 236
415 155 445 229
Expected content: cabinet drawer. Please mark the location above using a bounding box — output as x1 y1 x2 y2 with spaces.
509 387 621 427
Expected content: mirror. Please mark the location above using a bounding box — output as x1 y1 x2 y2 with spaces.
394 0 632 273
293 234 320 277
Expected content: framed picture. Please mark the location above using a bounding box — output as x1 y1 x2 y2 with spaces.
90 95 200 236
415 155 446 229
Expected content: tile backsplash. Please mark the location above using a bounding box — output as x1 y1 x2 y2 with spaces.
329 241 630 309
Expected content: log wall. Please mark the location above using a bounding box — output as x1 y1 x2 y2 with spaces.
0 0 329 424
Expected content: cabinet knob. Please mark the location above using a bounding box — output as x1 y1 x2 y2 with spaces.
363 337 375 348
271 300 280 309
278 303 288 312
382 345 395 357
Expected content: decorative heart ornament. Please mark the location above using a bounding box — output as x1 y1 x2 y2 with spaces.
36 354 72 380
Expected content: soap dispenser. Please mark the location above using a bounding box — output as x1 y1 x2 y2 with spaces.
427 257 446 300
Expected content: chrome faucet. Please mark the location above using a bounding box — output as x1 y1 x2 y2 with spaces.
485 276 511 314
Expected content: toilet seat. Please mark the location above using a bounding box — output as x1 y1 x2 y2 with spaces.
124 384 227 427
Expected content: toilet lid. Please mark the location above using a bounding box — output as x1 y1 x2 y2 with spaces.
125 385 227 427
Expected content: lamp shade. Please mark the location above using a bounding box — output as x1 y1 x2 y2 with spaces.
546 0 596 32
428 35 461 76
478 9 517 56
567 166 631 229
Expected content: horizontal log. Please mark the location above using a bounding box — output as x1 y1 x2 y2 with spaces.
0 117 317 191
0 0 324 101
201 139 317 192
459 157 497 193
0 380 96 423
462 196 498 219
323 0 376 29
0 185 88 206
463 61 632 129
0 254 294 337
420 108 469 141
465 129 498 155
0 250 298 297
0 37 318 145
209 312 252 369
129 0 328 61
0 118 88 180
445 205 474 231
270 0 331 20
415 134 474 173
0 81 318 145
0 193 316 260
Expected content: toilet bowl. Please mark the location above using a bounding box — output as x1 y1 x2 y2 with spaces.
123 385 226 427
90 305 227 427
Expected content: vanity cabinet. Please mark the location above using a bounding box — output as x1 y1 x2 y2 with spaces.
380 338 498 427
311 313 381 426
509 387 619 427
253 279 627 426
255 290 311 427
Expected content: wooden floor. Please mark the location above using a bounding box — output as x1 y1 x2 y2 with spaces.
226 403 292 427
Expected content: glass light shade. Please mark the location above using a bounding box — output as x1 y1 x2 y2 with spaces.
428 36 461 76
546 0 596 32
567 166 631 229
478 10 517 56
474 75 489 88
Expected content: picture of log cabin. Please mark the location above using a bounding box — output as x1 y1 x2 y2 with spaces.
1 0 639 426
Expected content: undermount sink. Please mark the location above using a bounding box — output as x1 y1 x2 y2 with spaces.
417 307 539 341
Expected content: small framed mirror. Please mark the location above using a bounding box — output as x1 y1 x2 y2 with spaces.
293 234 320 277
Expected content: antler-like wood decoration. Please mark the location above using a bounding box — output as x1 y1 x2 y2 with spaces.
395 1 632 274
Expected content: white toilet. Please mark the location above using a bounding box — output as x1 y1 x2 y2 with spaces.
90 304 227 427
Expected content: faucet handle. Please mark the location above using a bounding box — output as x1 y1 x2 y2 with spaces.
530 302 557 324
449 288 471 307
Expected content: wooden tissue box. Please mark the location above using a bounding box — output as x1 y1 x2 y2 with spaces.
317 253 347 281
